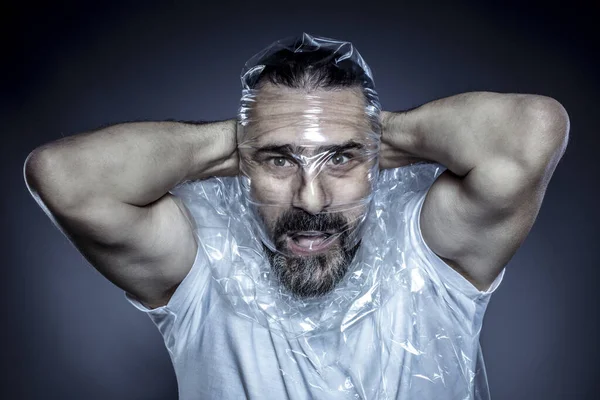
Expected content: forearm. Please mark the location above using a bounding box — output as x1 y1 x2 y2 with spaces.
381 92 569 175
25 119 238 210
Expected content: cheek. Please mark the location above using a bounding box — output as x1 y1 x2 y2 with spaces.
256 205 283 237
249 173 296 205
240 155 296 206
324 165 373 207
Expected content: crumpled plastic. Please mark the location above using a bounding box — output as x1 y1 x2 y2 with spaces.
237 32 382 262
171 162 446 338
167 32 501 399
171 161 502 398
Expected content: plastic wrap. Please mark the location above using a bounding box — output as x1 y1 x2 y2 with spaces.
166 33 502 398
235 33 383 311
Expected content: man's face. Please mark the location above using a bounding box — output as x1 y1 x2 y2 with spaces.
238 83 379 298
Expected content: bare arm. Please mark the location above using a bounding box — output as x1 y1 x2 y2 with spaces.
24 119 238 308
381 93 569 290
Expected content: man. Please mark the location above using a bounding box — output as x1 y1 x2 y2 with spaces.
24 33 569 399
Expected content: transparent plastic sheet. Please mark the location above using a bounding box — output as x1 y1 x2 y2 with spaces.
171 163 498 398
168 33 498 398
171 164 446 337
238 33 381 266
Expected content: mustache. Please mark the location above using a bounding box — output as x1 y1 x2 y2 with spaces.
273 209 349 238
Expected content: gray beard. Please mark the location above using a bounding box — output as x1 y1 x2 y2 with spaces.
264 241 360 299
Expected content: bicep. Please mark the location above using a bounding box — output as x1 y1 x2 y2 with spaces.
420 158 545 290
52 193 198 308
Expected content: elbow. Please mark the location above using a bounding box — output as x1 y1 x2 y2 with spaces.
24 147 52 197
518 96 570 170
524 95 570 148
24 147 80 215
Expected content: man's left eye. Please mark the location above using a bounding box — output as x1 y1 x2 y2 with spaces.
328 153 351 165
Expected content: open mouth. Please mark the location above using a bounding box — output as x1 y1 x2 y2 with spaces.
286 231 338 255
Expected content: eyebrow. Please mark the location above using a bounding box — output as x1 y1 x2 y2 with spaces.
254 140 365 156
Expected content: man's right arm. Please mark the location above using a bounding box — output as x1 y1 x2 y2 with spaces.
24 119 238 309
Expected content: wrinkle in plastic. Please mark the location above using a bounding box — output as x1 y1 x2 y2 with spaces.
171 33 492 398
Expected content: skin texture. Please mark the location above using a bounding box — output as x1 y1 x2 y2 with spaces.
381 93 569 290
237 83 379 297
24 120 238 309
239 84 376 244
24 86 569 307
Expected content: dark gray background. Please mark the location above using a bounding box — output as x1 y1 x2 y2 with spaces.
4 1 598 399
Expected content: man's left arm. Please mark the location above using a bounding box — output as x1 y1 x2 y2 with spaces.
381 92 570 291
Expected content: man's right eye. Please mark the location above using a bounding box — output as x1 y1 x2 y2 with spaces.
269 157 293 167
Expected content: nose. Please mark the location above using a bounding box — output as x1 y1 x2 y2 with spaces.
292 170 329 215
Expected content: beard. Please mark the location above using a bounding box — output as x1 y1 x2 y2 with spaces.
262 208 361 299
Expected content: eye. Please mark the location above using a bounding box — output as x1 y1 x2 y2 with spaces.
328 153 352 166
269 157 294 167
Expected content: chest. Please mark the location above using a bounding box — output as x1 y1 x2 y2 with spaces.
176 289 475 399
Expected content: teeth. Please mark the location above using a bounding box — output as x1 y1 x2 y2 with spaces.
295 236 325 248
292 232 330 238
288 232 336 250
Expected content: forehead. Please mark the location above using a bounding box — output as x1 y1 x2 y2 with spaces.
244 83 372 146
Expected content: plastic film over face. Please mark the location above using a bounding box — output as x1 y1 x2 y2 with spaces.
164 33 501 399
237 35 382 301
238 89 380 256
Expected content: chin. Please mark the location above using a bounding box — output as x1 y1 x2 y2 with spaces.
263 240 360 299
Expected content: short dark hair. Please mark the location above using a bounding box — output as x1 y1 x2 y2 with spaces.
246 46 375 92
240 34 382 135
